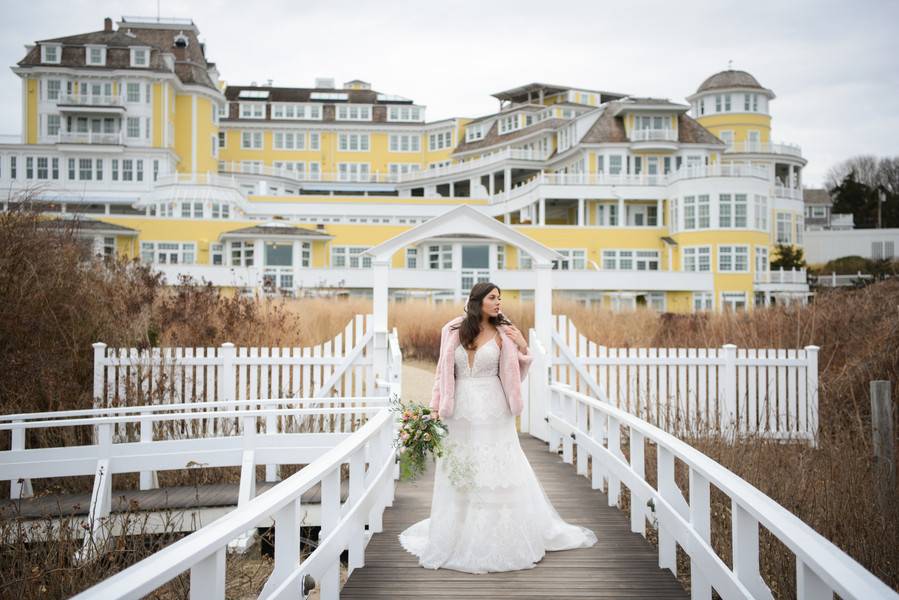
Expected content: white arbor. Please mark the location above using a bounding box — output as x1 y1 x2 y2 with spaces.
362 205 563 437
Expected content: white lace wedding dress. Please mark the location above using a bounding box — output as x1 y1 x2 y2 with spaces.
398 336 598 573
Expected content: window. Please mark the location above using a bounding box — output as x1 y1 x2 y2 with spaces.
102 236 116 257
51 157 59 180
718 245 749 272
230 241 254 266
693 292 713 312
683 196 696 229
273 161 306 178
596 203 618 227
498 114 520 134
331 246 371 268
36 157 48 179
127 117 140 138
241 131 263 149
721 292 747 311
796 216 803 245
128 82 142 103
389 134 421 152
602 249 656 270
111 159 119 181
46 114 60 136
338 133 369 152
552 249 586 270
95 158 103 180
755 246 769 274
719 193 732 227
609 155 622 175
130 47 149 67
85 46 105 66
696 194 710 228
465 124 485 142
496 245 505 270
872 241 896 259
635 250 660 270
78 158 92 180
715 95 722 112
336 105 371 120
682 246 711 272
405 247 418 269
337 162 370 181
428 130 453 151
309 133 320 150
388 163 420 176
25 157 33 179
273 131 306 150
734 194 748 228
271 103 320 119
754 195 769 231
47 80 61 100
428 244 453 269
211 243 224 266
724 94 731 111
140 242 195 264
776 213 792 244
239 103 265 119
265 242 293 267
218 131 227 149
122 159 133 181
136 160 143 182
42 44 61 64
387 105 422 122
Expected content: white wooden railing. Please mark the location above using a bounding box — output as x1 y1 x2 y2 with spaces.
630 128 678 142
58 94 125 107
58 131 124 145
550 315 820 441
754 267 807 285
544 383 897 600
726 141 803 158
63 405 398 599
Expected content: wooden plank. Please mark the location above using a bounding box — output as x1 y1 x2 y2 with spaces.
341 434 688 599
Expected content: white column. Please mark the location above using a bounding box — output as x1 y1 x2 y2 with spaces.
618 196 625 227
504 167 511 194
449 181 455 197
577 198 585 226
469 176 479 196
504 212 511 224
372 259 390 384
656 198 663 226
538 197 546 225
789 165 796 189
291 240 301 285
254 239 265 292
489 172 495 196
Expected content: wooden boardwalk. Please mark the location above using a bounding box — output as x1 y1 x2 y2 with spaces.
341 433 688 599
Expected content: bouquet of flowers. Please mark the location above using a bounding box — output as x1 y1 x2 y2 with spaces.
389 395 448 481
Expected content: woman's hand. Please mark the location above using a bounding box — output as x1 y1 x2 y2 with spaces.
503 324 528 351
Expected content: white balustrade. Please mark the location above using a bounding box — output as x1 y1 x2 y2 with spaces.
58 131 124 145
726 141 803 158
630 128 678 142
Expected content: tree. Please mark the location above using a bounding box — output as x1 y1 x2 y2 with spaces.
827 155 899 228
771 244 806 270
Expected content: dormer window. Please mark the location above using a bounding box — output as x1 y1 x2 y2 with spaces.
465 124 485 142
41 44 61 64
173 33 189 48
130 47 149 67
86 45 106 66
498 114 520 135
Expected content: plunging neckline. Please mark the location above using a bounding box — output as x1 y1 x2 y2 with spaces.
465 336 498 371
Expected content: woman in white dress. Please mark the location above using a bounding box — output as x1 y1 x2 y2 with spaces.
399 282 597 573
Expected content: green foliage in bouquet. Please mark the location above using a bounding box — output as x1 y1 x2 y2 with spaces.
388 395 448 481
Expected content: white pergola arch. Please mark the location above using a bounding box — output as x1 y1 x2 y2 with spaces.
363 204 562 430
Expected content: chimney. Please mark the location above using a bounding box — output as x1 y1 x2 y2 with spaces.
104 17 113 32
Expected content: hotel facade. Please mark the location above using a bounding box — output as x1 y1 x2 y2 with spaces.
1 16 810 311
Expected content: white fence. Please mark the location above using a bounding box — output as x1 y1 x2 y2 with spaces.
549 315 820 441
543 383 897 600
93 315 376 445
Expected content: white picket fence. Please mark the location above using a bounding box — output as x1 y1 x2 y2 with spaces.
93 315 377 445
550 315 820 441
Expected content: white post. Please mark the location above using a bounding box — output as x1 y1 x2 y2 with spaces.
538 197 546 225
320 468 341 600
9 423 33 499
92 342 107 410
577 197 585 226
534 263 552 361
732 501 773 599
372 260 389 386
190 548 226 600
805 345 819 443
722 343 738 437
503 167 511 196
617 196 625 227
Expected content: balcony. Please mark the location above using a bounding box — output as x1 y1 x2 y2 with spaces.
395 147 550 184
629 128 678 142
774 185 802 200
725 141 802 158
58 131 124 145
754 267 806 285
56 94 126 114
667 163 770 183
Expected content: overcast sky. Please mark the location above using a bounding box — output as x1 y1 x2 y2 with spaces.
2 0 897 186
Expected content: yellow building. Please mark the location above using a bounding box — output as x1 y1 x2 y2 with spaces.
1 17 809 311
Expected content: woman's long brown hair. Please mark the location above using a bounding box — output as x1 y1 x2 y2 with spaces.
451 282 512 350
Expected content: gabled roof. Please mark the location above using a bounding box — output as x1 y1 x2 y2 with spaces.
803 189 833 206
220 224 332 239
453 118 567 156
491 82 627 104
363 205 563 266
580 102 722 145
39 217 139 236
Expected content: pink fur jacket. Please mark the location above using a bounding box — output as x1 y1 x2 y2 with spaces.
430 315 533 418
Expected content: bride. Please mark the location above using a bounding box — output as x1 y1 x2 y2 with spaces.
399 282 597 573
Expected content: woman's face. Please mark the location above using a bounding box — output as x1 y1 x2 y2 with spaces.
480 287 501 318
